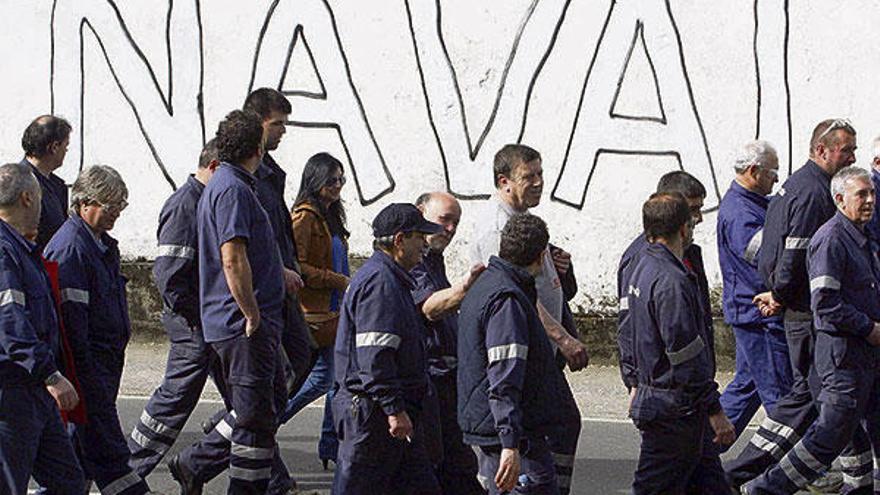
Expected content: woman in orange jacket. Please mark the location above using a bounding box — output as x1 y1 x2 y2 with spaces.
280 152 349 468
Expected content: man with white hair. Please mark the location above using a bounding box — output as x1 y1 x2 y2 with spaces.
0 162 85 494
716 140 792 440
45 165 151 495
743 166 880 494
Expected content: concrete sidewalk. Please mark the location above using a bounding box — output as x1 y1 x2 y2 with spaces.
121 341 759 424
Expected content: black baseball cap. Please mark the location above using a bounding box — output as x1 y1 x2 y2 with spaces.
372 203 443 237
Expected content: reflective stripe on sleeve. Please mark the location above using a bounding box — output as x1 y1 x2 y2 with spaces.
666 335 705 366
784 236 810 250
487 343 529 363
810 275 841 292
0 288 25 307
355 332 402 349
743 229 763 263
157 244 196 260
60 288 89 304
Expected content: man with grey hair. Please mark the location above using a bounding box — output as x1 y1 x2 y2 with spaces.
716 140 792 441
0 162 86 494
44 165 151 495
727 119 862 491
744 166 880 493
862 135 880 243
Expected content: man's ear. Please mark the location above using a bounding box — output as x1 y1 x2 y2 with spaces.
393 231 405 248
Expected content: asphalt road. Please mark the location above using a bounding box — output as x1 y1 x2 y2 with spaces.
104 397 763 495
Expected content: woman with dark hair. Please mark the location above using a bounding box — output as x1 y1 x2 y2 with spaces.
280 152 349 468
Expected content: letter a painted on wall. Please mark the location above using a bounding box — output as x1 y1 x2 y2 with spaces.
551 0 719 210
249 0 394 206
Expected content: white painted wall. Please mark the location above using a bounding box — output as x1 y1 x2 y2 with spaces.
1 0 878 311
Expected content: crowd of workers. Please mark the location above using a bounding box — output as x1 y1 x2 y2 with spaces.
1 85 879 495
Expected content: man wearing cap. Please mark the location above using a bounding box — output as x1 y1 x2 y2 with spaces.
331 203 442 494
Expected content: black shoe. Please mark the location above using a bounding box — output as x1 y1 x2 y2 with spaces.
168 454 203 495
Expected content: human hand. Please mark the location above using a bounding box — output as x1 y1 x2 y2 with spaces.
462 263 486 291
495 448 521 492
709 411 736 446
753 291 782 317
551 247 572 276
245 313 261 337
46 374 79 411
388 411 414 440
559 335 589 371
283 268 304 294
867 323 880 347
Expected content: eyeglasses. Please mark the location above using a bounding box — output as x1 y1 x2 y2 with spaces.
816 118 854 143
94 199 128 214
326 176 347 187
758 167 779 179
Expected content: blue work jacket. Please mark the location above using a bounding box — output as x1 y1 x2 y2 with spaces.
809 211 880 338
22 158 68 252
457 256 566 448
334 250 429 416
617 234 713 389
717 180 781 326
758 160 836 313
255 154 297 270
0 219 60 386
154 175 203 328
627 243 720 422
411 250 458 378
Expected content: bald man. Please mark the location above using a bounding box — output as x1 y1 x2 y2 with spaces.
413 192 486 494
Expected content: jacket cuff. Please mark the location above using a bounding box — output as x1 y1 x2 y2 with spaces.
380 397 406 416
855 316 874 338
36 363 60 385
498 427 522 450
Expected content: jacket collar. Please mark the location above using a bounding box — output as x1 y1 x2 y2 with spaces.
371 250 415 290
0 219 37 256
729 180 769 207
834 210 869 248
186 174 205 194
71 215 116 254
487 255 537 301
219 162 257 187
645 241 689 275
805 159 832 182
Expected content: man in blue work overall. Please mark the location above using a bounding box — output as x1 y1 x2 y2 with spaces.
627 192 735 494
411 191 485 494
127 140 224 478
459 212 571 495
332 203 443 494
45 165 150 495
618 171 712 400
19 115 71 252
725 119 862 491
743 166 880 493
717 141 792 439
177 110 288 494
0 161 85 495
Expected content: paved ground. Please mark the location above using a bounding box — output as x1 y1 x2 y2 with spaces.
51 342 806 494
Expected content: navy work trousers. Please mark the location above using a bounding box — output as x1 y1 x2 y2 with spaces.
0 385 86 495
332 392 441 495
127 313 226 477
